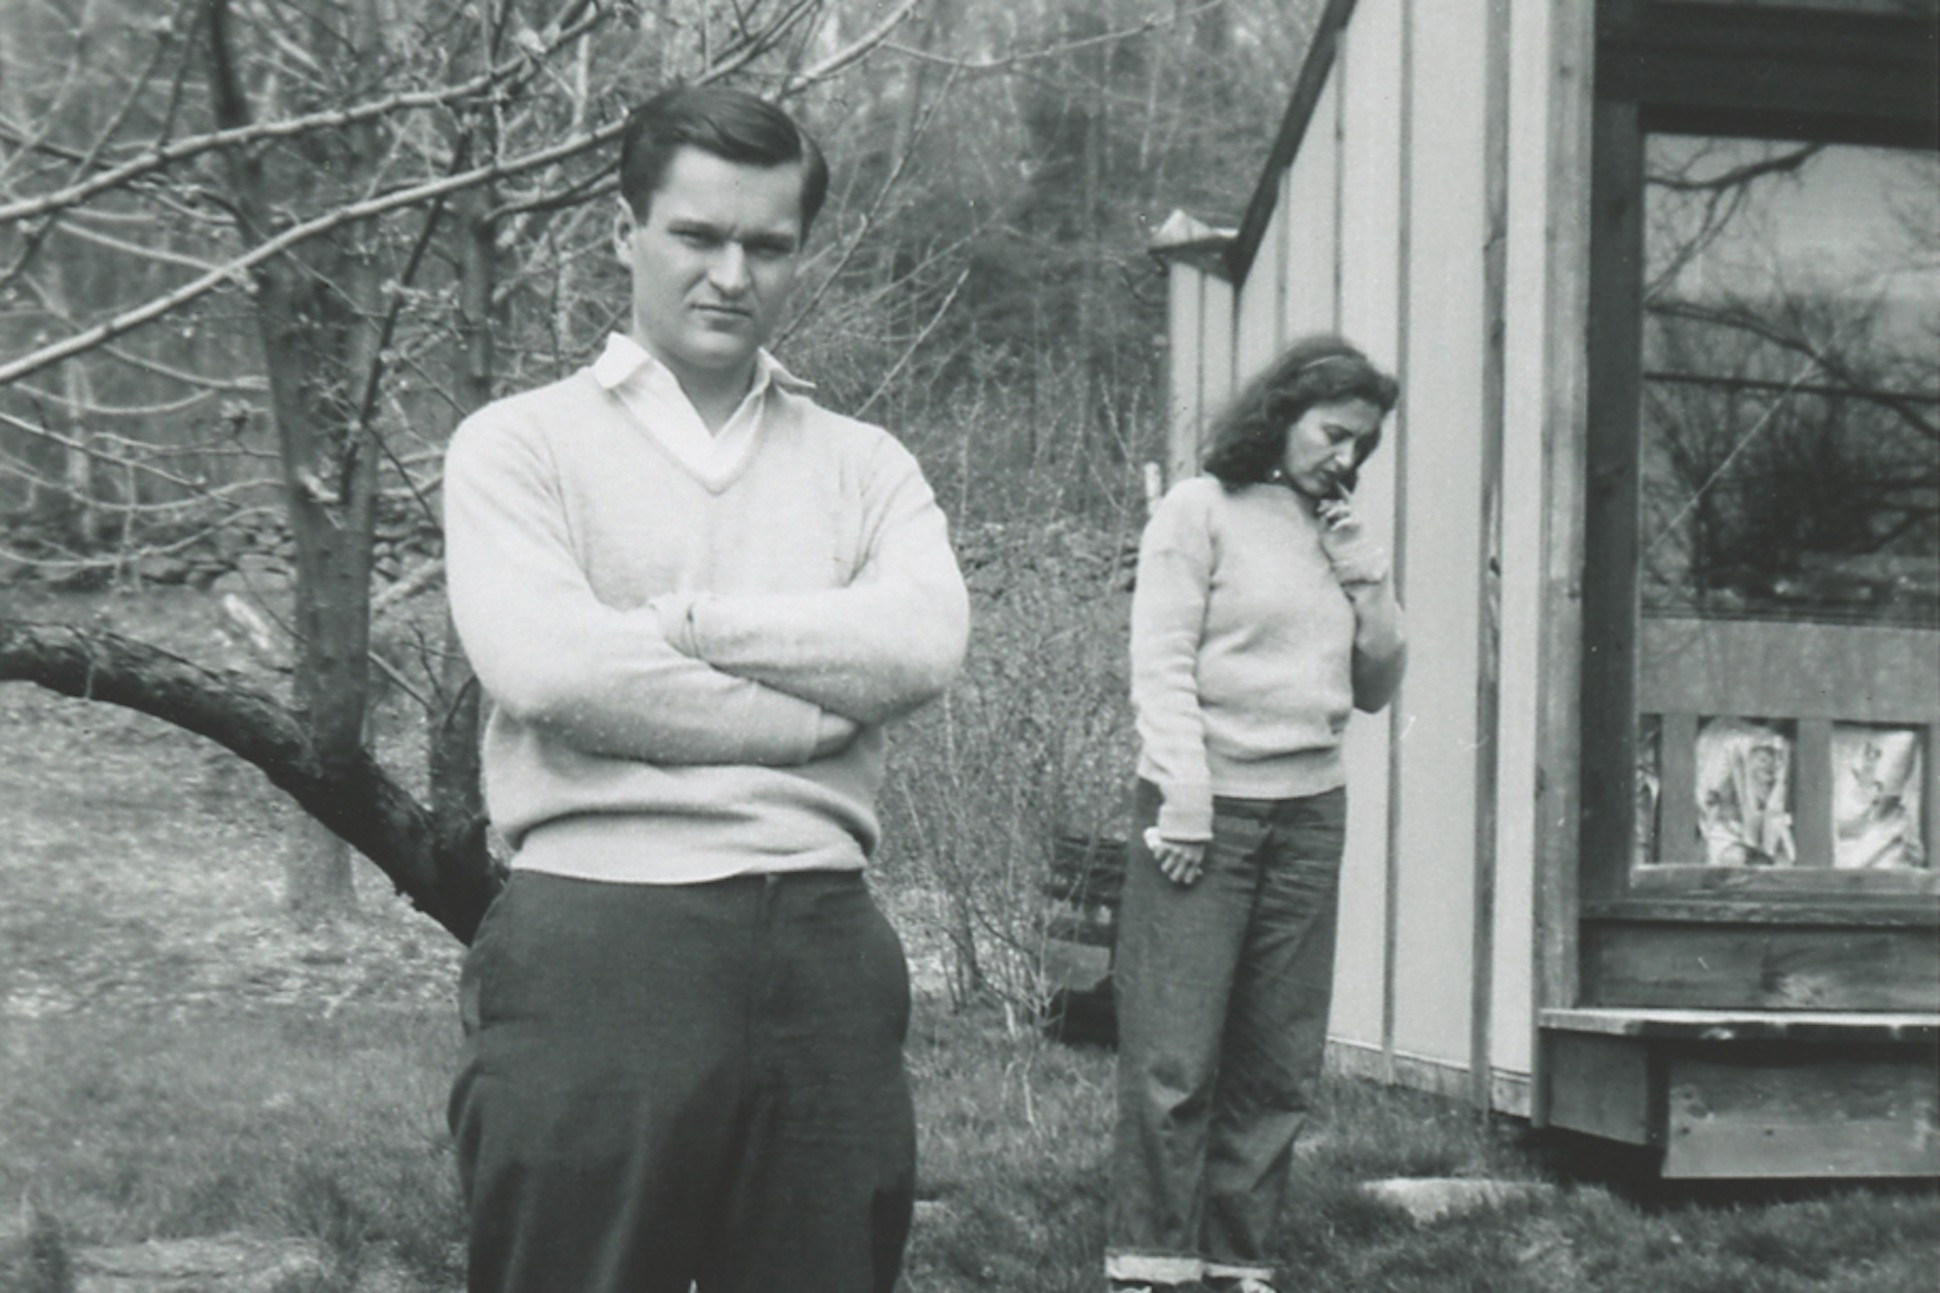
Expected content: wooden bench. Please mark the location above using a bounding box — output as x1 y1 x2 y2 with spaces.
1040 831 1127 1045
1541 1006 1940 1178
1041 830 1127 947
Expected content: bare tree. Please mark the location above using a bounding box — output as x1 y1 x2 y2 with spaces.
0 0 918 941
0 0 1308 949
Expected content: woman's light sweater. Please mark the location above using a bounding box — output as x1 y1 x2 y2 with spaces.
1130 475 1405 842
443 362 969 884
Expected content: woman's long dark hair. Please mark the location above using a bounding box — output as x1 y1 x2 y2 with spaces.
1201 334 1399 490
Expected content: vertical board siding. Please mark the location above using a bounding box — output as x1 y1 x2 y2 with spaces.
1201 275 1238 433
1164 262 1206 490
1385 0 1417 1071
1489 0 1557 1094
1578 98 1646 904
1326 67 1342 324
1237 190 1288 384
1333 0 1408 1064
1530 0 1598 1124
1389 0 1490 1071
1282 81 1342 345
1928 718 1940 870
1469 0 1514 1112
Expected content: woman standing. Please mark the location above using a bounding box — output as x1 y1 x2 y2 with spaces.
1106 336 1405 1293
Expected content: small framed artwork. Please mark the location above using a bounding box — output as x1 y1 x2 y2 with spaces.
1832 725 1927 870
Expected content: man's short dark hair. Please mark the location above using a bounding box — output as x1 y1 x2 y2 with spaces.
619 85 830 236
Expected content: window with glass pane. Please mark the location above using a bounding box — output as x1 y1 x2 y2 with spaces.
1653 0 1938 15
1633 137 1939 876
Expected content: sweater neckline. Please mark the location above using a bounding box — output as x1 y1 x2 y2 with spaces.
589 370 776 495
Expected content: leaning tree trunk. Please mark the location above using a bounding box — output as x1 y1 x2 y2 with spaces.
0 619 496 941
257 246 386 924
207 0 384 924
427 84 502 879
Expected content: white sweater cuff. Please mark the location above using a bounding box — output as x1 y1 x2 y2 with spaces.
1155 784 1214 842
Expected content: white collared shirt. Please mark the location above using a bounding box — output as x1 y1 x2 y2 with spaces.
587 333 813 491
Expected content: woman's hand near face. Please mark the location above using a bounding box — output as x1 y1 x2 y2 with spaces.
1315 493 1388 587
1321 490 1408 710
1143 826 1207 886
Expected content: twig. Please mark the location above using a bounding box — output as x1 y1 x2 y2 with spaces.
0 1 618 227
853 266 971 419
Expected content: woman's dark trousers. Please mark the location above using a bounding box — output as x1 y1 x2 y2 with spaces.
1107 781 1347 1287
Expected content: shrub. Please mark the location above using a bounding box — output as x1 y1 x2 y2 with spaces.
880 514 1141 1015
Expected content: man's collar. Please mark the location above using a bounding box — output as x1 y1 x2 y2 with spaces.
588 333 814 395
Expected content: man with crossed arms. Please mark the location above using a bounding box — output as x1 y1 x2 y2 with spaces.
443 85 969 1293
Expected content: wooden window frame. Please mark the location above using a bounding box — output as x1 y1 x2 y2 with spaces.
1580 0 1940 920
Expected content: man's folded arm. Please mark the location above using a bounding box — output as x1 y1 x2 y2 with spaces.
444 418 853 765
654 438 969 726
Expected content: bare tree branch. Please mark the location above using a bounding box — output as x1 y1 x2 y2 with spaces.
854 264 970 418
779 60 961 341
0 0 617 227
0 617 494 942
880 2 1203 76
50 216 224 280
0 121 622 387
2 53 913 389
1654 298 1940 443
1647 143 1823 194
783 0 921 91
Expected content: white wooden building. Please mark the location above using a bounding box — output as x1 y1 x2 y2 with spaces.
1153 0 1939 1177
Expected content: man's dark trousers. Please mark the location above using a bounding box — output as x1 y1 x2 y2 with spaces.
449 867 915 1293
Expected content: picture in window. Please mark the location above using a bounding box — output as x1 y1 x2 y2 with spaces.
1694 717 1796 867
1832 724 1928 869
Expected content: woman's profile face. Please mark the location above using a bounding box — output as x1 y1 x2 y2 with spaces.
1279 397 1383 498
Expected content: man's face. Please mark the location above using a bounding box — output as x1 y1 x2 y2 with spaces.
619 146 806 394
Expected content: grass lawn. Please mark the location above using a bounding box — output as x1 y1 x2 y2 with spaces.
7 999 1936 1292
3 588 1936 1291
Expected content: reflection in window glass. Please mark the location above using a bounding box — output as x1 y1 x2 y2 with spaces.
1652 0 1938 15
1634 138 1938 872
1640 139 1937 627
1635 715 1662 870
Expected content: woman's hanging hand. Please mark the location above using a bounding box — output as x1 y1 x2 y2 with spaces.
1144 826 1208 886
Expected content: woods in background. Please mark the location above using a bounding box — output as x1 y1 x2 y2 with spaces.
0 0 1317 939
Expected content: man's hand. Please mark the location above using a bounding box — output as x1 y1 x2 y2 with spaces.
1143 826 1207 886
811 711 861 759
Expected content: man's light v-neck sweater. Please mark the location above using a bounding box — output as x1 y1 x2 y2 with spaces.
444 367 968 884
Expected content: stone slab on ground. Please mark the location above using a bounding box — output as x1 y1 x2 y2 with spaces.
1360 1176 1557 1224
74 1236 326 1292
65 1234 430 1293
